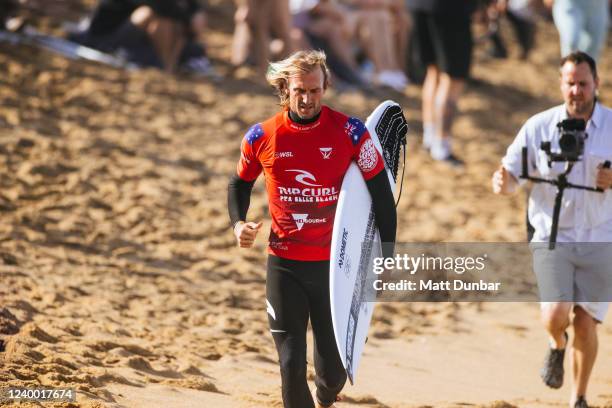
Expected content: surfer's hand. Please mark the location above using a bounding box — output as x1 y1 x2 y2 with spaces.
234 221 263 248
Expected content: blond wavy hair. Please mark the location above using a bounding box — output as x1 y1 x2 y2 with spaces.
266 50 331 108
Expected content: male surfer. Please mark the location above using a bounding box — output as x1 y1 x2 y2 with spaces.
227 50 396 408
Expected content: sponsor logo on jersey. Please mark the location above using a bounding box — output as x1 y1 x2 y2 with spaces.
274 151 294 158
278 169 339 202
319 147 332 159
286 169 321 187
288 121 321 131
357 139 378 171
270 241 289 251
291 213 326 231
278 186 338 202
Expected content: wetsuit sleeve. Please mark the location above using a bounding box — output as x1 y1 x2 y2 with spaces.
227 174 255 227
237 125 264 182
228 124 264 227
365 171 396 259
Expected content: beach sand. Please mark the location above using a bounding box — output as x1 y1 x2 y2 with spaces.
1 2 611 407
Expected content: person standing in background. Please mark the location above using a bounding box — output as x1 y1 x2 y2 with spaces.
545 0 609 61
231 0 295 75
406 0 476 166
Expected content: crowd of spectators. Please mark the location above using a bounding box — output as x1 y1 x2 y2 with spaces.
2 0 609 163
4 1 609 89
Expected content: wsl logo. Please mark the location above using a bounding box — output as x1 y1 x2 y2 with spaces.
275 151 294 158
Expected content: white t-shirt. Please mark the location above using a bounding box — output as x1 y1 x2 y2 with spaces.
502 103 612 242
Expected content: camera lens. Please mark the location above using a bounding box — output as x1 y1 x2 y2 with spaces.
559 133 577 153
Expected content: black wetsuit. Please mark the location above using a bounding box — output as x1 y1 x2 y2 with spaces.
228 110 396 408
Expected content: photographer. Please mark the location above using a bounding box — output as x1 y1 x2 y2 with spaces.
492 51 612 408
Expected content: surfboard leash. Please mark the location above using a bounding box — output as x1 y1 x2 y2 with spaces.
395 142 406 208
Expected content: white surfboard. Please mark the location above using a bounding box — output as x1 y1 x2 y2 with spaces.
330 100 407 384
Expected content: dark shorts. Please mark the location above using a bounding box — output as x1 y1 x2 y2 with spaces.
411 10 473 79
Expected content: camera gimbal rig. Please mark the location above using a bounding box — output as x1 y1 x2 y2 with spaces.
520 119 611 249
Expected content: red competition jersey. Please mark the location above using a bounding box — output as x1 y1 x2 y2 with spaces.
237 106 385 261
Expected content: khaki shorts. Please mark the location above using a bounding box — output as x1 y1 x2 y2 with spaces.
531 242 612 322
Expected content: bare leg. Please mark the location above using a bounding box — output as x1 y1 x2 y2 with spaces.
231 0 274 75
148 19 185 73
420 65 439 148
350 11 380 70
131 6 185 73
390 0 410 72
571 306 598 404
231 2 251 66
428 71 465 161
422 65 439 125
355 9 407 90
248 0 273 73
307 17 359 72
290 27 311 51
542 303 572 348
270 0 295 57
374 10 396 70
434 73 464 139
355 10 394 72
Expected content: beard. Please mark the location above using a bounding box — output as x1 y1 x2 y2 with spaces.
296 104 319 119
567 98 595 117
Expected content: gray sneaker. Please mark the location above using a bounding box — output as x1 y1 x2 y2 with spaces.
574 396 589 408
540 332 567 389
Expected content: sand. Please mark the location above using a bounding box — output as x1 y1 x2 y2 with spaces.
1 2 611 407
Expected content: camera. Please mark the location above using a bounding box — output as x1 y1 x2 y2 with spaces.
523 117 606 248
540 118 587 163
